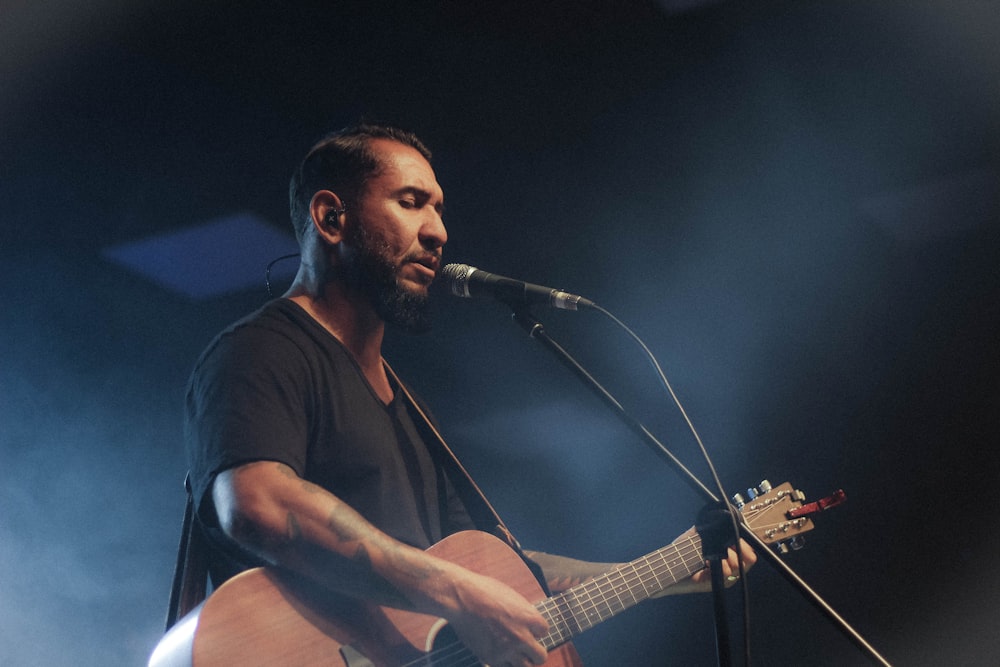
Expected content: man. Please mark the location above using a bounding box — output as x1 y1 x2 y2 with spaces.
185 124 754 666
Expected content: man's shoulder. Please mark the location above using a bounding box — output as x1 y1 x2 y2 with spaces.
223 298 325 343
194 299 353 373
194 300 313 368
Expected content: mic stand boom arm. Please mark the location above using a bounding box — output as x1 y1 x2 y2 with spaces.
509 307 892 667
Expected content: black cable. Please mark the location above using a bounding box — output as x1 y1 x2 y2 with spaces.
591 303 752 666
265 253 301 297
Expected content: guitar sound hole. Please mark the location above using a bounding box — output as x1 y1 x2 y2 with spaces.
429 625 482 666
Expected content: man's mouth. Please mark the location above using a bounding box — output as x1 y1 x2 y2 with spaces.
406 255 441 282
413 254 440 271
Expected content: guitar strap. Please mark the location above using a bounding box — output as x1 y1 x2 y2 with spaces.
385 362 550 594
164 474 209 630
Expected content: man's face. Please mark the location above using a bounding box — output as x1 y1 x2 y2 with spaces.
340 139 447 332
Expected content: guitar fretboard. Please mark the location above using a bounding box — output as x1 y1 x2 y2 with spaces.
535 531 705 649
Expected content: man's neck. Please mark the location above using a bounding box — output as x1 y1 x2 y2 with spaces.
284 281 394 403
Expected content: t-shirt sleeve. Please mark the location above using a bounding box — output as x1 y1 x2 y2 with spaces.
184 325 312 515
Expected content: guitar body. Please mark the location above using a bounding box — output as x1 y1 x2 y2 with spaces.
150 531 583 667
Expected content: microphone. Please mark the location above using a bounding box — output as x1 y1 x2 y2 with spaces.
440 263 595 311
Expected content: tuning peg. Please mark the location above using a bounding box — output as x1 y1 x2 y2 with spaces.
758 480 772 494
775 535 807 554
731 492 745 509
746 487 759 500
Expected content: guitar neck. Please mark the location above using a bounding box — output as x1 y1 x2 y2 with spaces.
535 530 705 649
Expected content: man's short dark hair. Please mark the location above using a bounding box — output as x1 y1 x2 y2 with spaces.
288 124 432 242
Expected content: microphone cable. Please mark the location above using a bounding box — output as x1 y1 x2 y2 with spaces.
590 302 752 667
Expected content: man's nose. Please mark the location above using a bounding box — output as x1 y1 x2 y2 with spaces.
420 212 447 249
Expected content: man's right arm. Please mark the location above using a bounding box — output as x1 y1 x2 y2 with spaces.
211 460 549 666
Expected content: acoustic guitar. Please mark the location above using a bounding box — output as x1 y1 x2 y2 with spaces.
150 481 819 666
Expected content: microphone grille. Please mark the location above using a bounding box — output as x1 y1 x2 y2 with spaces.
440 263 474 298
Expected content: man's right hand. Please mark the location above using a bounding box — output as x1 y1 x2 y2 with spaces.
437 567 549 667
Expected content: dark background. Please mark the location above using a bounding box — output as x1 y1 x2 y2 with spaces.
2 1 999 665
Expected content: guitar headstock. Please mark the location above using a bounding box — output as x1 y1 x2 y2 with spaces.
735 480 815 553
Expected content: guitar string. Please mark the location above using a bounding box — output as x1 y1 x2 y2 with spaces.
394 505 779 666
563 508 796 631
394 538 710 667
562 504 778 628
397 639 471 667
389 583 597 666
534 504 775 634
395 538 712 665
554 537 706 631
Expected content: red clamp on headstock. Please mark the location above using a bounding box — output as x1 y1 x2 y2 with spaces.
786 489 847 519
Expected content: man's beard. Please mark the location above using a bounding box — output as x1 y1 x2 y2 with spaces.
340 224 433 334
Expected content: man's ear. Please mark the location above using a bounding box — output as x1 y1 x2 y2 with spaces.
309 190 347 244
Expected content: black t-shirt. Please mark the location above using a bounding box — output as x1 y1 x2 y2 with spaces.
185 299 474 583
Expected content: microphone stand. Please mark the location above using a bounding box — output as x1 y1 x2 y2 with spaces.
508 306 892 667
698 501 740 667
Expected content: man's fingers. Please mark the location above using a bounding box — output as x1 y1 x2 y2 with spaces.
739 539 758 565
527 638 547 665
722 539 758 585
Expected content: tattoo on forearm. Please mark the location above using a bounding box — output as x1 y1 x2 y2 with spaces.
232 513 283 552
327 505 362 543
274 462 322 495
275 463 298 479
386 548 439 582
286 512 302 542
353 543 372 569
349 544 416 609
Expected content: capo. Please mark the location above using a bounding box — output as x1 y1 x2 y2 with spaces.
786 489 847 519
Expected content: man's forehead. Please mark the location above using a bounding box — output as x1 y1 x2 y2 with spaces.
368 139 442 194
369 138 431 172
